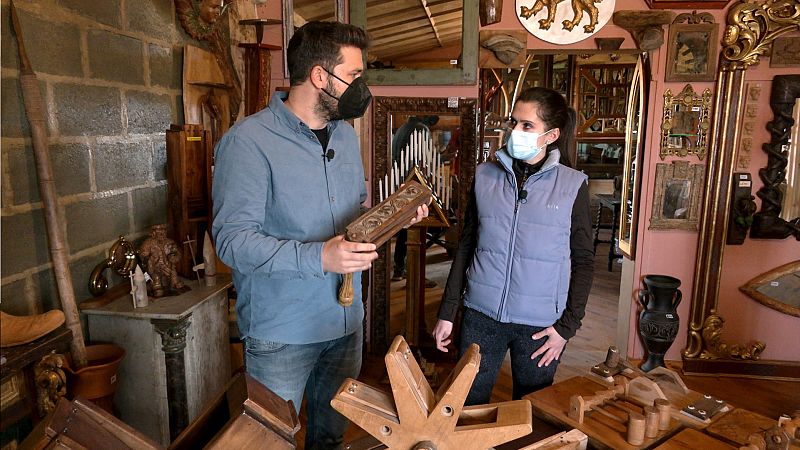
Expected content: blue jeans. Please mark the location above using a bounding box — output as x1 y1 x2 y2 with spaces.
244 328 362 450
459 308 560 405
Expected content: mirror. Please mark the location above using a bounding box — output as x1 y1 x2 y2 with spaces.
282 0 345 78
369 96 477 353
350 0 478 85
739 261 800 318
618 55 649 259
649 161 704 230
659 84 712 160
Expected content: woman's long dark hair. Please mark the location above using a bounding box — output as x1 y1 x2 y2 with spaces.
515 87 576 168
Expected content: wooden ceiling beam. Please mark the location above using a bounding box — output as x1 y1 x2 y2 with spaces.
418 0 443 47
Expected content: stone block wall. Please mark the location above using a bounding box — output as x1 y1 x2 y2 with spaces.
1 0 186 316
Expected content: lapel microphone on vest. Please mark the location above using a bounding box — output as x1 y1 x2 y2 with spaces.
519 189 528 204
324 149 335 162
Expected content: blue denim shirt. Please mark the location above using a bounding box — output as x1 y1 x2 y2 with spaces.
212 92 367 344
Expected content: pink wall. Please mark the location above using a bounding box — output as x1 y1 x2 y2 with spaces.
259 1 800 362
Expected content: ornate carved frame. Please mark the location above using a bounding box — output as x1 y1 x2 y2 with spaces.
649 161 705 231
660 84 713 160
682 0 800 379
665 12 719 82
368 97 477 354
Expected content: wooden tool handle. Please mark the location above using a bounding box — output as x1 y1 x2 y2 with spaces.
338 273 354 307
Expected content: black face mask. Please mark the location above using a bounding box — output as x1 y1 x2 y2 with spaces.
322 68 372 120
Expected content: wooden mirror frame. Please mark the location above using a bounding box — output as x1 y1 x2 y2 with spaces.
659 84 713 160
281 0 346 79
618 55 649 259
368 97 477 353
683 0 800 378
349 1 478 85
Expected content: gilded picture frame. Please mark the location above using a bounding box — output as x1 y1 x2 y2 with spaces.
660 84 713 160
649 161 705 231
665 12 719 82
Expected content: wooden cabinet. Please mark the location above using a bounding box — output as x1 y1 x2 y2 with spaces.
166 124 213 279
573 62 636 179
80 276 232 445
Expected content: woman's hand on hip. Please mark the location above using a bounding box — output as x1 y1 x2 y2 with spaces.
432 320 453 352
530 326 567 367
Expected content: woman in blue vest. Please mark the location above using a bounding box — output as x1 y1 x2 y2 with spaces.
432 87 595 404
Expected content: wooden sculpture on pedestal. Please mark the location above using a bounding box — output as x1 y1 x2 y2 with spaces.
139 224 189 298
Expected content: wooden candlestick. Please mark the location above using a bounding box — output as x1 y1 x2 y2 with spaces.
627 412 646 446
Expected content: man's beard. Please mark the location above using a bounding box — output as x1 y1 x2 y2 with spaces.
316 78 342 122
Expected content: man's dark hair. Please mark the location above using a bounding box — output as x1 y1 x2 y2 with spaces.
287 21 369 86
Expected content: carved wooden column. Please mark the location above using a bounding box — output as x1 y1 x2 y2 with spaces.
152 317 191 441
404 226 428 347
239 19 281 116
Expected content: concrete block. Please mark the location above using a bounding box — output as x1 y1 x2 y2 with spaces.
53 83 122 136
0 278 30 315
50 143 92 196
65 194 129 252
132 185 167 233
2 77 29 138
2 144 39 206
126 0 174 41
12 8 82 77
1 210 50 274
58 0 121 28
95 142 151 191
31 268 62 313
1 5 20 70
149 44 182 89
126 90 173 134
153 140 167 182
1 77 51 138
88 29 144 85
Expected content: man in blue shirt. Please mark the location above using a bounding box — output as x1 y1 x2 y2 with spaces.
212 21 425 449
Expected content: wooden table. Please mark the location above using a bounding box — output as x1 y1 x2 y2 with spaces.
654 429 734 449
524 376 683 450
592 193 623 271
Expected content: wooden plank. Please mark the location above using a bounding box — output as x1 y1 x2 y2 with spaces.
654 428 735 450
704 408 776 447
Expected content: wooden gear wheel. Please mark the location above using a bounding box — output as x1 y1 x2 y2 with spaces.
331 335 533 449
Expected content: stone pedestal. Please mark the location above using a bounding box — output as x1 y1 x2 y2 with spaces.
81 275 232 445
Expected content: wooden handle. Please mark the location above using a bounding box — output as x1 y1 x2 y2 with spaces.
338 273 354 307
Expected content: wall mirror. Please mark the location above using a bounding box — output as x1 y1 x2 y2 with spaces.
368 96 477 353
649 161 705 230
282 0 345 78
660 84 712 160
618 55 649 259
350 0 478 85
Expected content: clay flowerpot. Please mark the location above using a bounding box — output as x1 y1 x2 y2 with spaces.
63 343 125 414
638 275 681 372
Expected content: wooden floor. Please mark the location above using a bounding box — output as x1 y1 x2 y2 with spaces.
293 235 800 448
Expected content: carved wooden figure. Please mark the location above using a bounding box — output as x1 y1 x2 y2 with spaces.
331 335 532 449
139 224 188 297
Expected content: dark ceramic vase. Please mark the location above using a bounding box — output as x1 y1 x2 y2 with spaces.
638 275 681 372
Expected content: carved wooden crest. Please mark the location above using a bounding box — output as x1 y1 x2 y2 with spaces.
345 181 431 247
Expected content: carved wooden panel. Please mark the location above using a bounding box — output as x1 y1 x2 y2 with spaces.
346 181 431 248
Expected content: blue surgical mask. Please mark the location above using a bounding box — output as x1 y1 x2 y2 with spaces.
506 129 553 161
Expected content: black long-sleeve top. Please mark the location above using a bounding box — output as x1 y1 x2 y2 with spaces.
437 157 595 340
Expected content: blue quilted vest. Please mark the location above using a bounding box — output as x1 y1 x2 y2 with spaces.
463 149 588 326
